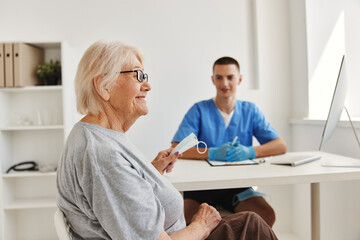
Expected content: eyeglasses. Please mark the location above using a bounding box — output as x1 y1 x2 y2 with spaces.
117 69 148 83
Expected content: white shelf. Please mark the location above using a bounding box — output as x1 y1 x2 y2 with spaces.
0 125 64 131
0 85 62 93
28 42 61 49
0 41 68 240
4 197 56 210
3 172 56 178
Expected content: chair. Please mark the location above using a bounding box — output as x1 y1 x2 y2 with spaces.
54 208 71 240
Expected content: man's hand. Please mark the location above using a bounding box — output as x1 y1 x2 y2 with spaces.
226 143 256 162
151 148 180 174
208 142 232 161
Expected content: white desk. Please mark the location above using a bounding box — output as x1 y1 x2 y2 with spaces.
166 151 360 240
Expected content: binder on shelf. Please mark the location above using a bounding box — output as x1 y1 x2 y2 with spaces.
13 43 44 87
4 43 14 87
0 43 4 87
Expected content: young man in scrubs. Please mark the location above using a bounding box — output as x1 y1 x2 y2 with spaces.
171 57 287 227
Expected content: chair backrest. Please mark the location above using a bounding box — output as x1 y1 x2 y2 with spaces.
54 208 71 240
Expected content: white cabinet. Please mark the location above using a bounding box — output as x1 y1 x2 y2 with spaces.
0 42 74 240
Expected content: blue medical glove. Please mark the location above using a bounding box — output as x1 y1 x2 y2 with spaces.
226 144 256 162
208 142 232 161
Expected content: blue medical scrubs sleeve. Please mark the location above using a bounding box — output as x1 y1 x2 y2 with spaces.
252 104 280 144
172 104 200 143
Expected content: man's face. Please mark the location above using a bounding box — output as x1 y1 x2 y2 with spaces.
212 64 242 98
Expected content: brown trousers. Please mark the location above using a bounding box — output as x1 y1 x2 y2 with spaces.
207 211 278 240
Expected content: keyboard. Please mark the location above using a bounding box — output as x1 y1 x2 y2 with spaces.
270 154 321 166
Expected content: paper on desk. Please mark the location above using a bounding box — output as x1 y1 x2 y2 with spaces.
206 158 264 166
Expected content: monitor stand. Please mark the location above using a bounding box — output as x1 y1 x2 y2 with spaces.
344 107 360 149
321 107 360 167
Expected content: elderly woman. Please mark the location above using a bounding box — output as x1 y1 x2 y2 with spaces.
56 41 278 240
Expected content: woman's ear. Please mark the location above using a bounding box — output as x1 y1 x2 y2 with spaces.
93 75 110 101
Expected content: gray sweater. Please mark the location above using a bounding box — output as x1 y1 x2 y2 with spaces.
57 122 186 239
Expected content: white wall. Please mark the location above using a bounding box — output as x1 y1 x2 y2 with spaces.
306 0 360 119
290 0 360 239
0 0 292 157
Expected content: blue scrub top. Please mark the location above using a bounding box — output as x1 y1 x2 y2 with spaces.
172 99 279 148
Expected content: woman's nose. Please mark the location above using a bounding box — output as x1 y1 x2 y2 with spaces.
141 81 151 91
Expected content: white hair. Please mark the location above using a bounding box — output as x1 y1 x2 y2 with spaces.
74 40 143 115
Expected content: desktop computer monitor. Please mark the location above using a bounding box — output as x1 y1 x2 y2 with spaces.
319 55 360 167
319 55 347 150
272 57 357 167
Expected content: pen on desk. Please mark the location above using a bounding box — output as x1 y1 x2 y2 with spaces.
232 136 238 145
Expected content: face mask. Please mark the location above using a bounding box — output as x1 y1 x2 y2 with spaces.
171 133 207 155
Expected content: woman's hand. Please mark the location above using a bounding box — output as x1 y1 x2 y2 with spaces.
152 148 180 175
190 203 221 238
165 203 221 240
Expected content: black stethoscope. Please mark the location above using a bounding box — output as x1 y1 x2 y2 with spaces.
6 161 39 173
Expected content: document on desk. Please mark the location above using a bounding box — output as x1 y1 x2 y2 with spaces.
206 158 264 166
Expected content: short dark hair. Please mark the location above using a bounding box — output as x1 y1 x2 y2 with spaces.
213 56 240 73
